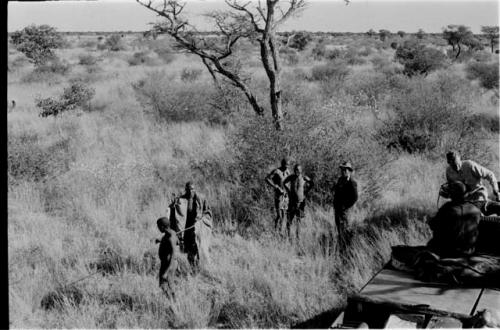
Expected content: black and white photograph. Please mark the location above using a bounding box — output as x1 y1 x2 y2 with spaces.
7 0 500 328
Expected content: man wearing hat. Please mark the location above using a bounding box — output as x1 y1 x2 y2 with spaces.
444 150 500 216
333 161 359 250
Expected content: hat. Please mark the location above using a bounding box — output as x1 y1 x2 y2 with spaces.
339 161 353 171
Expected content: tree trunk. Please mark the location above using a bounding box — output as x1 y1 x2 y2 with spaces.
258 1 284 131
268 36 284 131
455 43 461 59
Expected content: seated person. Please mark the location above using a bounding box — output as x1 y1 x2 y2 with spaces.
428 181 481 257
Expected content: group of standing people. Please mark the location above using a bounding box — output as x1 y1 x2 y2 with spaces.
265 158 358 248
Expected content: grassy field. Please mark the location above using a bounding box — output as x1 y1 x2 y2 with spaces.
8 31 499 328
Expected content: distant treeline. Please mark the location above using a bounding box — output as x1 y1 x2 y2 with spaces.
8 30 484 37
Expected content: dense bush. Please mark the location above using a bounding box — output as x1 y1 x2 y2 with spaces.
230 98 390 227
20 59 71 83
77 39 97 49
78 53 98 66
8 54 30 71
10 24 65 66
8 132 74 182
180 68 203 82
345 70 390 109
287 31 312 51
377 72 487 158
471 51 492 62
36 82 95 117
311 41 327 60
132 70 235 124
279 47 300 66
127 51 159 66
152 46 176 64
342 46 365 65
465 61 499 90
310 59 351 82
395 40 447 76
104 34 126 51
370 54 402 75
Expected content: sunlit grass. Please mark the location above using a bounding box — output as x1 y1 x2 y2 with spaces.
8 32 499 328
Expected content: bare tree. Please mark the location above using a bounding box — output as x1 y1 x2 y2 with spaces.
136 0 307 130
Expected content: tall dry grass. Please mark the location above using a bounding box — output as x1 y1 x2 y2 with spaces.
8 32 499 328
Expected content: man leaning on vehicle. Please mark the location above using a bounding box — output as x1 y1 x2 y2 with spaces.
442 150 500 216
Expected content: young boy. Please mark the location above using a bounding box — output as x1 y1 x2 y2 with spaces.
156 217 178 292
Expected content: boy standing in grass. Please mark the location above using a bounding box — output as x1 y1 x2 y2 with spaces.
333 162 358 251
284 164 314 240
156 217 178 292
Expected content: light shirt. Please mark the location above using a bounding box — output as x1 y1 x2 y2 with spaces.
446 160 499 202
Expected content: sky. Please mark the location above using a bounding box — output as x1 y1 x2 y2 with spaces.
7 0 500 33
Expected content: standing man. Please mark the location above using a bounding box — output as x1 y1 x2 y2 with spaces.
266 158 291 235
284 164 314 240
444 150 500 215
333 162 358 251
179 181 211 267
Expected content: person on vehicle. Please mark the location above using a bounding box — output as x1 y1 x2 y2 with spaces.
156 217 179 292
179 181 211 266
284 164 314 240
428 181 482 257
333 161 358 251
265 158 291 235
444 150 500 215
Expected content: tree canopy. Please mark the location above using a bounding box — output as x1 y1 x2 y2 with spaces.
10 24 64 66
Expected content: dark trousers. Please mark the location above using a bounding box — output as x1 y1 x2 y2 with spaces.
334 206 350 250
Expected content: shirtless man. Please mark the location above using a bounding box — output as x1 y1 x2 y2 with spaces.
284 164 314 240
265 158 291 234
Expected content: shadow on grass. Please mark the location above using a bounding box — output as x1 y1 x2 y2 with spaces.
291 307 344 329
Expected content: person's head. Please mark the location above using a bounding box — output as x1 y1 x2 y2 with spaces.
448 181 467 202
339 161 353 178
446 150 462 172
157 217 170 233
294 164 302 175
280 157 290 170
185 181 195 197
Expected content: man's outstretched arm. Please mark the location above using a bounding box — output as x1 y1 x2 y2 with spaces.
471 161 499 199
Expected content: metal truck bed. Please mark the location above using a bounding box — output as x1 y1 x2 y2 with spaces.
331 267 500 328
